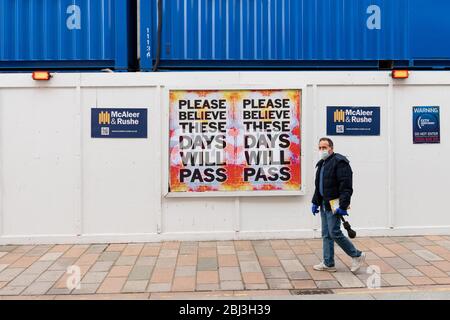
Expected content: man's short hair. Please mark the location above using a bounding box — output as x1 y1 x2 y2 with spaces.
319 137 334 148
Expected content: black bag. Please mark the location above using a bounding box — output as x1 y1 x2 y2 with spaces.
340 216 357 239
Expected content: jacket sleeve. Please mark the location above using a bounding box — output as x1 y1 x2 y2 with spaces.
311 166 323 206
336 161 353 210
312 188 322 206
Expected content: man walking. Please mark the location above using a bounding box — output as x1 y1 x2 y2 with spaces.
312 138 365 273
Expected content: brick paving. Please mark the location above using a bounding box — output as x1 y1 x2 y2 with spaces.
0 236 450 298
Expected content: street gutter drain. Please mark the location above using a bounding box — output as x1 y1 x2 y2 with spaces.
291 289 334 296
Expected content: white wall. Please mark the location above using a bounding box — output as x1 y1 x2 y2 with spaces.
0 71 449 244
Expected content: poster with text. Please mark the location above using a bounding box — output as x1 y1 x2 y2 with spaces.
169 89 302 193
413 106 440 144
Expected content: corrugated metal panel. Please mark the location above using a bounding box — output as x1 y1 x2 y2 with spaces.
0 0 136 71
140 0 450 71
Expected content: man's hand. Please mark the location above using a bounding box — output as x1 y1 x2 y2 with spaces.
312 204 320 216
336 208 349 216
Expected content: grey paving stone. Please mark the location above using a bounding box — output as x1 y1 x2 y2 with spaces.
287 271 312 280
217 241 234 246
217 246 236 255
90 261 114 272
401 242 425 251
159 249 179 258
39 252 63 262
145 242 163 247
0 286 26 296
71 283 101 295
244 283 268 290
0 264 8 273
384 257 413 269
175 266 196 277
262 267 288 279
219 267 242 281
48 258 78 271
237 252 258 262
382 273 412 286
240 261 262 273
85 244 108 254
136 256 157 267
147 283 172 293
297 254 321 266
21 282 53 296
46 288 73 295
128 266 153 281
333 272 365 288
252 240 271 246
122 280 149 293
198 241 217 248
115 255 138 266
25 246 52 257
267 278 293 290
436 240 450 250
197 257 218 271
393 237 416 243
373 237 396 244
220 281 244 291
36 270 65 282
98 252 121 262
316 280 342 289
197 284 220 291
0 246 18 252
179 247 197 255
412 237 435 246
155 257 177 268
23 261 54 275
399 254 431 266
0 268 25 282
398 268 424 277
275 250 297 260
413 250 444 262
8 273 40 287
82 272 108 284
281 259 306 273
254 247 276 257
287 240 307 246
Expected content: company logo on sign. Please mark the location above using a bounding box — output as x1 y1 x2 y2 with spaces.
327 107 380 136
92 108 148 139
417 116 437 130
99 112 111 125
334 110 346 123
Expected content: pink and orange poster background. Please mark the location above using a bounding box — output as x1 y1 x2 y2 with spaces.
169 89 302 193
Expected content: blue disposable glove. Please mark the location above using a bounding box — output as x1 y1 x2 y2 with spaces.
335 208 349 216
312 204 320 216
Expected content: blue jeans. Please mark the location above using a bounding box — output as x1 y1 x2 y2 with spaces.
320 204 362 267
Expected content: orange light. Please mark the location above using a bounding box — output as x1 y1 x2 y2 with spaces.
391 70 409 79
32 71 52 81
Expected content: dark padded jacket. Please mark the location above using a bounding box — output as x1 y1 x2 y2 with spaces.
312 153 353 211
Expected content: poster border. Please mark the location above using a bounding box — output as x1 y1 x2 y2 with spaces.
162 85 306 198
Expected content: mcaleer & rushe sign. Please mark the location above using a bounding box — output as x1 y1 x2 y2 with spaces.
91 108 148 138
327 106 381 136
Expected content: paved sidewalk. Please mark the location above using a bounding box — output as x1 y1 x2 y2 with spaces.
1 236 450 299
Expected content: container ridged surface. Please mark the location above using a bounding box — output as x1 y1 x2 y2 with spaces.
140 0 450 70
0 0 135 70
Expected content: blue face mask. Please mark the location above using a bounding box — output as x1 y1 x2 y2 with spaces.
320 150 330 160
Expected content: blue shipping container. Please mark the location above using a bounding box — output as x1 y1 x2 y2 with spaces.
0 0 136 71
140 0 450 71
